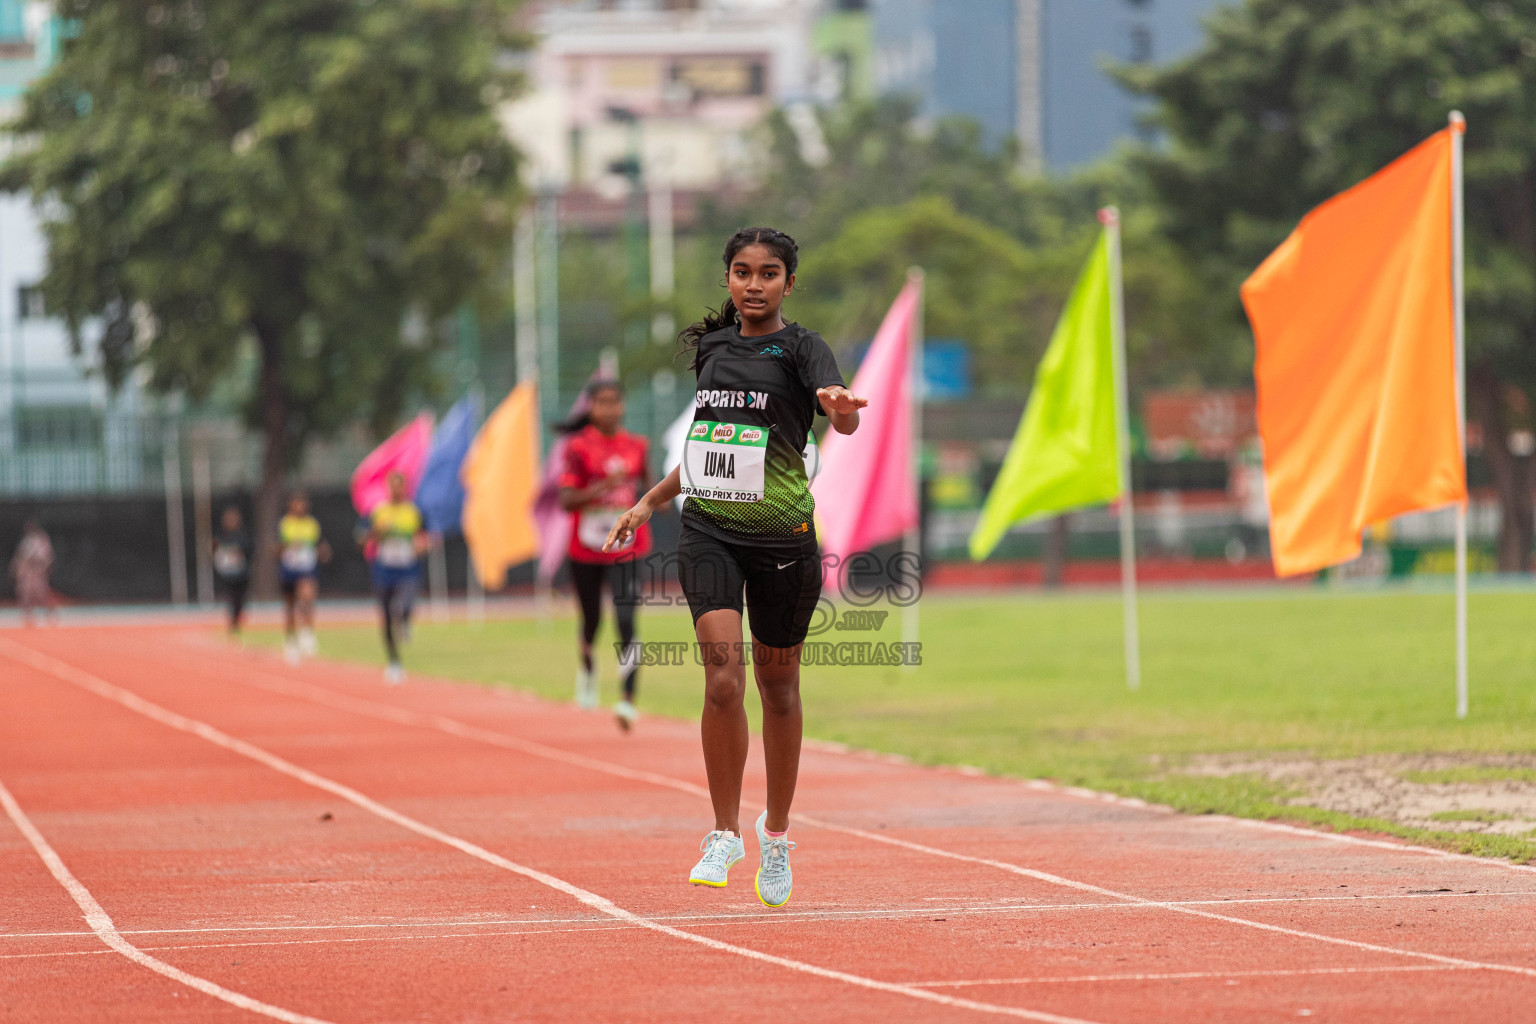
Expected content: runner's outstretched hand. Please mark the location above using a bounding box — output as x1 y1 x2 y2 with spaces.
603 500 654 553
816 385 868 416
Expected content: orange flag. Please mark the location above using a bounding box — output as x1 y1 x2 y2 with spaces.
461 381 541 590
1242 125 1466 577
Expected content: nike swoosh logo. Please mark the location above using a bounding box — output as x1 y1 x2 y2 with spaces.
777 561 795 570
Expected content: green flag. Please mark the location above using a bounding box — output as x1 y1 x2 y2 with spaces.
969 230 1122 561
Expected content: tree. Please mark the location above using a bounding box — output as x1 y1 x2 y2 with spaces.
781 192 1221 397
791 196 1070 389
1126 0 1536 570
1 0 523 593
711 97 1057 255
696 98 1224 394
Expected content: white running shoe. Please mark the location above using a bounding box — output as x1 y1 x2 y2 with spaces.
298 629 319 657
613 700 637 732
385 662 405 685
575 667 598 709
754 810 796 908
284 638 301 665
688 829 744 887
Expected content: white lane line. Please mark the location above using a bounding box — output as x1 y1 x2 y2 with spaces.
234 661 717 800
0 640 1103 1024
794 812 1536 980
1213 814 1536 874
197 656 1536 983
239 629 1536 880
908 964 1468 988
0 779 337 1024
220 653 1536 883
141 623 1536 880
2 923 636 961
800 739 1536 878
6 889 1533 944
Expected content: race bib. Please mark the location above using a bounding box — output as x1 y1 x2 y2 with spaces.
377 537 416 568
578 507 630 552
281 545 318 573
213 545 246 576
681 421 769 502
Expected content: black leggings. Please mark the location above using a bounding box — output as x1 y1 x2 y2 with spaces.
376 576 418 663
570 559 639 699
221 579 249 632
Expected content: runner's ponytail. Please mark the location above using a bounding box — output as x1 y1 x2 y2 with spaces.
679 296 742 352
679 227 800 370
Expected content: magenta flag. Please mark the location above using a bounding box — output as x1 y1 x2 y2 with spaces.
351 413 434 516
533 420 580 584
812 277 922 564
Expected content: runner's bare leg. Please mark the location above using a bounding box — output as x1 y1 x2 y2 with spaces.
754 639 802 834
696 608 747 836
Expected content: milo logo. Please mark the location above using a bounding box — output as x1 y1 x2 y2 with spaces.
711 424 736 443
690 422 709 439
739 428 764 443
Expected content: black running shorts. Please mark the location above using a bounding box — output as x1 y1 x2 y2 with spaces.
677 521 823 649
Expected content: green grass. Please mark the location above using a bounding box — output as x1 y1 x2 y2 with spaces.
257 587 1536 862
1428 809 1515 824
1403 766 1536 785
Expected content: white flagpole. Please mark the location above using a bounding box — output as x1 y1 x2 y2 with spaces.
467 551 486 626
903 267 925 670
1450 112 1468 719
502 211 539 629
190 429 215 606
1102 207 1142 692
162 420 189 606
428 536 450 622
648 172 676 347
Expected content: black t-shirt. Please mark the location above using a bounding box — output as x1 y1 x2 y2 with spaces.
681 321 845 551
213 529 253 583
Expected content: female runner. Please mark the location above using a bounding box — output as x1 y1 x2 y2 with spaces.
604 227 865 908
367 471 429 684
9 520 58 626
556 379 651 729
211 506 254 638
274 492 330 663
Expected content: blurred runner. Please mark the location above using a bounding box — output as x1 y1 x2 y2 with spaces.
211 506 254 638
557 379 651 729
274 492 329 663
10 520 59 626
366 471 428 684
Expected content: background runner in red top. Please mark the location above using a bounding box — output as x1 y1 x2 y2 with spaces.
557 381 653 720
560 424 652 564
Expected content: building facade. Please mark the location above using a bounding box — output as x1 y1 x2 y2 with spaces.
1041 0 1218 169
505 0 835 192
872 0 1038 156
871 0 1224 171
2 1 164 495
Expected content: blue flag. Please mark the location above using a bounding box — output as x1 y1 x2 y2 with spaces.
416 396 479 535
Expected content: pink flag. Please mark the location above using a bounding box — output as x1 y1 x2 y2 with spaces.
533 424 580 584
351 413 434 517
812 278 922 564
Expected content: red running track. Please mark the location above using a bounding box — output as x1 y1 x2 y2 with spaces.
2 626 1536 1023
